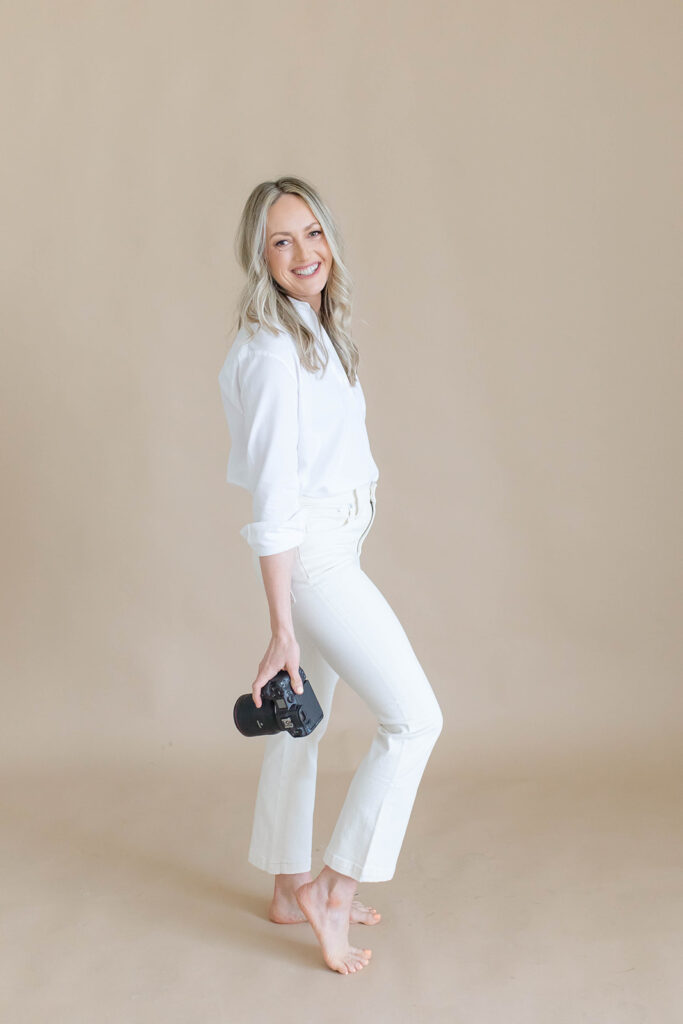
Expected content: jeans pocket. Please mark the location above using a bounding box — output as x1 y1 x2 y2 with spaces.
305 501 353 535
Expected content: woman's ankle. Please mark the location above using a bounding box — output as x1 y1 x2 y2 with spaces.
274 871 312 895
316 865 358 898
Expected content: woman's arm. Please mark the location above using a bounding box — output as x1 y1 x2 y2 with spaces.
250 548 303 708
238 349 308 556
233 347 306 707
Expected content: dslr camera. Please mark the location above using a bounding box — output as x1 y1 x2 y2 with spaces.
233 665 324 738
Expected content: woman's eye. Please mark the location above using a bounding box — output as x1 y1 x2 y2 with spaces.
274 229 321 248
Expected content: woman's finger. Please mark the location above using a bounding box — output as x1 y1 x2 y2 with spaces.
252 673 269 708
289 663 303 694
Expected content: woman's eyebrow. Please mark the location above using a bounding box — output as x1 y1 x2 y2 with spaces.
269 221 320 240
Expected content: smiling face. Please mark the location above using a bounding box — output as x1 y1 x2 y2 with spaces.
264 193 332 314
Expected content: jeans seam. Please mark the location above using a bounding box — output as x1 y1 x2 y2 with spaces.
356 497 376 555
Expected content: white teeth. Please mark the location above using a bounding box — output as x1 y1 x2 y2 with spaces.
293 262 320 276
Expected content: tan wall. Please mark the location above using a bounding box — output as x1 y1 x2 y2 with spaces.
1 1 681 772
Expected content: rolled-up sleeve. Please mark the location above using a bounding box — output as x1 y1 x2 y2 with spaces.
238 349 308 556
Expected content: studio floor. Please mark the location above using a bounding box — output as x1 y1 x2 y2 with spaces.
2 740 681 1024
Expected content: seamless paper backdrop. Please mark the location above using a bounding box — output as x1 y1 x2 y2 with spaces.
1 4 682 1022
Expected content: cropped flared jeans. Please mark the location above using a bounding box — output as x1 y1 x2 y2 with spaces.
247 480 443 883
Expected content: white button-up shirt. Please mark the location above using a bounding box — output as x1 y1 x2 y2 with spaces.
218 294 380 556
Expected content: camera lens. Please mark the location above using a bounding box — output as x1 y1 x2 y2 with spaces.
233 694 281 736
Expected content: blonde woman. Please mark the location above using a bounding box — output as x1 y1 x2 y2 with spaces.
218 176 443 975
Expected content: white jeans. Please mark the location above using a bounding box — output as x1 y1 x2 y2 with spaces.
247 480 443 883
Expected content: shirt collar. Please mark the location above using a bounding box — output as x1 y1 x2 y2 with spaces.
287 294 320 325
286 294 349 386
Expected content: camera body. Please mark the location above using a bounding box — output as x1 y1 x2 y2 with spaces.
233 665 324 738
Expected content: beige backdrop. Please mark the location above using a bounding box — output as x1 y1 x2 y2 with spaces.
1 2 681 1021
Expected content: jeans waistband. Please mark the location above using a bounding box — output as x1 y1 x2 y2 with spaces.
300 479 377 509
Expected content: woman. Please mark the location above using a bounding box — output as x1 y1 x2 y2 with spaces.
218 176 443 975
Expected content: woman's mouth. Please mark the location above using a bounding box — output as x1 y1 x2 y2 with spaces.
292 261 321 278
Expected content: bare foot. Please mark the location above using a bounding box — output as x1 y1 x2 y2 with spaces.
296 867 373 974
350 893 382 925
269 871 312 924
270 897 382 929
269 872 381 926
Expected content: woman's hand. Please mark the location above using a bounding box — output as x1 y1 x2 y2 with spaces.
252 629 303 708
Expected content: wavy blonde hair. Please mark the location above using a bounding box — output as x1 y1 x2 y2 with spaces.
231 175 360 386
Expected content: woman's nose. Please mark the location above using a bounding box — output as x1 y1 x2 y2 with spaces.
293 240 315 260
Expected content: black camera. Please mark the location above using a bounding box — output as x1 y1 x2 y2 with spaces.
233 665 324 738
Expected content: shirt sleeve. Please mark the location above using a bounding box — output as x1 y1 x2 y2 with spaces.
237 349 308 556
